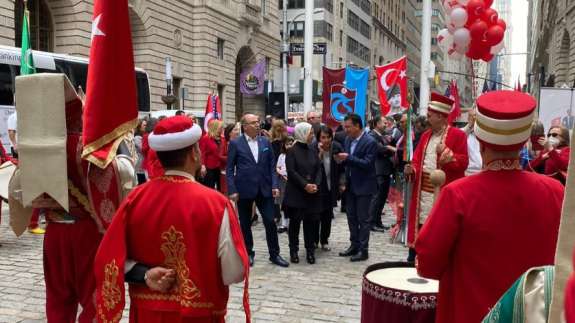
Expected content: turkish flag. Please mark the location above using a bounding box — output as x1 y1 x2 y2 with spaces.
82 0 138 168
448 80 462 124
322 67 346 128
375 56 408 116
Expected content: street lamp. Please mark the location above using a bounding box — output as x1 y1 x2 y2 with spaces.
162 57 177 109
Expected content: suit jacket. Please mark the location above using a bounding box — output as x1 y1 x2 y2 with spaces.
226 135 278 199
283 142 323 213
343 132 378 196
369 129 395 176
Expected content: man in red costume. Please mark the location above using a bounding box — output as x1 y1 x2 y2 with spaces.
404 92 468 262
415 90 565 323
94 116 251 323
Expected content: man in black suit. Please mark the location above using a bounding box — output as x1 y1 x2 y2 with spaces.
226 113 289 268
335 113 378 262
368 117 396 232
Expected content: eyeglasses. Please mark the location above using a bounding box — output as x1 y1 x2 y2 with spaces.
244 121 260 126
547 133 559 138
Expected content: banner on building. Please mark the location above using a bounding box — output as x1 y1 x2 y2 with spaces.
345 66 369 126
375 56 408 116
539 88 575 134
240 59 266 95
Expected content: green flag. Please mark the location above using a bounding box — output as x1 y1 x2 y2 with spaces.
20 5 35 75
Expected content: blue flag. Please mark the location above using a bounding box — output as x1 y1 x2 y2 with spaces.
345 66 369 126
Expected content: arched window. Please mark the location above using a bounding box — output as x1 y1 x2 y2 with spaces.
14 0 53 51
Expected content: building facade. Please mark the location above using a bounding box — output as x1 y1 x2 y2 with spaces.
528 0 575 90
6 0 282 123
280 0 373 114
370 0 406 112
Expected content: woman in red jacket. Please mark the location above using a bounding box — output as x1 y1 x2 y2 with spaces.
200 119 226 190
529 125 570 184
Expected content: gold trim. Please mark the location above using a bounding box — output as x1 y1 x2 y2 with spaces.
476 120 532 136
484 159 522 171
429 101 451 113
68 180 95 216
82 118 138 168
101 260 122 310
158 175 195 184
160 226 202 307
131 292 215 308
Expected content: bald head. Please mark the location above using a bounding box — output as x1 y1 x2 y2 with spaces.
306 111 320 125
241 113 260 138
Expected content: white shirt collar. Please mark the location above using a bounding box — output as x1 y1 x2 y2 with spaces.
353 131 364 142
164 170 196 181
244 133 258 142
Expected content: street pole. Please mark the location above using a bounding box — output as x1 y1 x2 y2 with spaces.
165 57 173 110
282 0 289 120
303 0 314 116
419 0 432 115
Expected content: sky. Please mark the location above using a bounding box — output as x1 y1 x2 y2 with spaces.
510 0 528 84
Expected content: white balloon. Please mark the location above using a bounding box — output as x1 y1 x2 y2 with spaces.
453 28 471 47
448 46 464 60
459 0 469 5
455 43 468 55
443 0 462 14
438 31 454 53
490 40 505 54
450 8 468 28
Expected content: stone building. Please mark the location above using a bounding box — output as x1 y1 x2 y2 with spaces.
528 0 575 89
4 0 281 123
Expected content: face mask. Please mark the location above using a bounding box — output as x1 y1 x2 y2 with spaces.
548 136 560 147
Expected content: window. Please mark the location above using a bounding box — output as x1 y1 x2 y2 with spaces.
15 0 53 51
315 0 333 12
173 77 182 109
290 21 305 38
346 36 370 62
217 38 225 60
340 2 344 17
314 21 333 41
265 57 271 79
351 0 371 15
261 0 266 15
348 10 370 39
288 0 305 9
339 29 343 45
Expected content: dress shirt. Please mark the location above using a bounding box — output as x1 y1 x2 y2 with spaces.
245 134 259 162
350 132 364 156
466 131 483 175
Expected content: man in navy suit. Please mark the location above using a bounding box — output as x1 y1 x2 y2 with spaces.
226 113 289 267
335 113 378 262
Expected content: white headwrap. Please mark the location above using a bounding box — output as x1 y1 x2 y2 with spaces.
294 122 312 144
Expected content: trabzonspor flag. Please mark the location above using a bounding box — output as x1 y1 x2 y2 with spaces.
322 66 369 128
345 66 369 126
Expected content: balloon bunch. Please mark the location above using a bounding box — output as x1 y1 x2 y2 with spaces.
438 0 506 62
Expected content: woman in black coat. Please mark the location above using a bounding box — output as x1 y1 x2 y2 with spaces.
283 122 323 264
314 125 344 251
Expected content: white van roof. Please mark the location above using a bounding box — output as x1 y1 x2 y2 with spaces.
0 45 146 72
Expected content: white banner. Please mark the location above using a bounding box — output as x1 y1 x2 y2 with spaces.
539 87 575 134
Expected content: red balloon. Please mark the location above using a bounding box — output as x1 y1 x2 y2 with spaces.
484 0 494 7
467 39 490 60
469 20 488 40
486 25 505 46
496 19 507 30
482 8 499 25
467 0 486 21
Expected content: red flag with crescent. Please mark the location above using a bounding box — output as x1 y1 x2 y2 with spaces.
375 56 408 116
82 0 138 169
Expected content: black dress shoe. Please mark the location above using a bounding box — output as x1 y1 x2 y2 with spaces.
339 246 358 257
290 252 299 264
277 226 287 234
269 255 290 267
371 226 386 233
249 254 255 267
350 251 369 262
306 251 315 264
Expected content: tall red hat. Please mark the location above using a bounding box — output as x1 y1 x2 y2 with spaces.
474 90 536 151
428 92 454 115
148 116 202 151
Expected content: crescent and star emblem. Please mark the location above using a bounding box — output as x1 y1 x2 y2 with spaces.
380 69 406 91
91 14 106 42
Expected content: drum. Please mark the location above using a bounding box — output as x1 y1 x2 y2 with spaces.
361 262 438 323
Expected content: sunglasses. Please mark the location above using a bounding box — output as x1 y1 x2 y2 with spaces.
547 133 559 138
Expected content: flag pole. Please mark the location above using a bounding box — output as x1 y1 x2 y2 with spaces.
418 0 432 115
303 0 314 116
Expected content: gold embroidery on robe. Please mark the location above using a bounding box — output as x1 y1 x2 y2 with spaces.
161 226 201 307
101 259 122 310
158 176 194 184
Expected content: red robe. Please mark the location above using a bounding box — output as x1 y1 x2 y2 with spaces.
529 146 570 183
415 166 564 323
94 175 250 323
407 126 468 245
